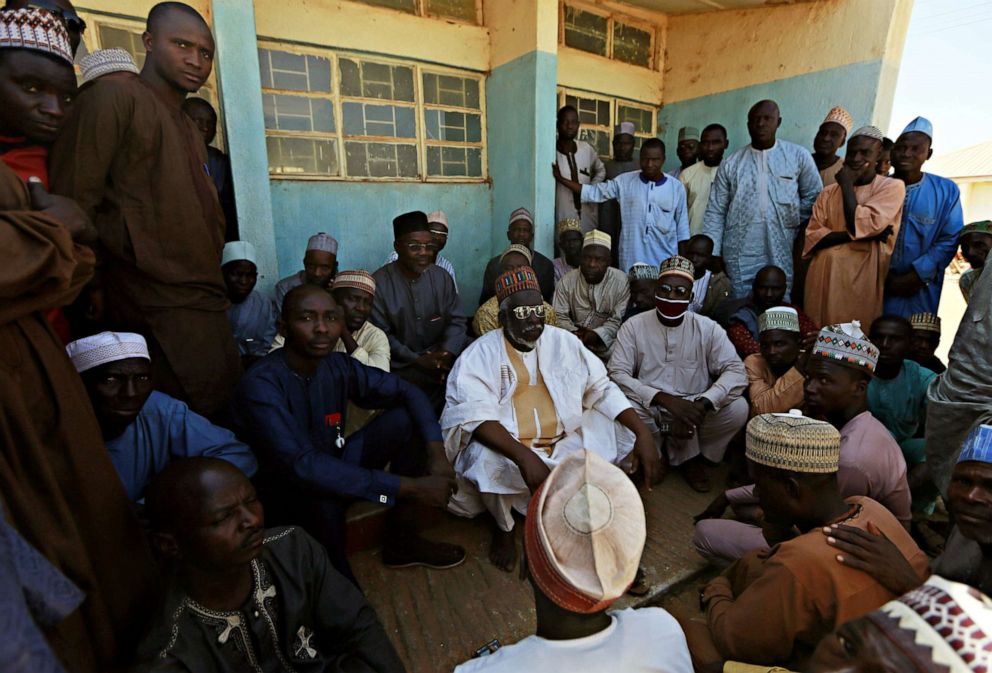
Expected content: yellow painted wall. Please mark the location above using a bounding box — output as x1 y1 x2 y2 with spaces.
557 48 661 104
664 0 910 104
487 0 558 68
957 180 992 222
254 0 489 72
77 1 211 21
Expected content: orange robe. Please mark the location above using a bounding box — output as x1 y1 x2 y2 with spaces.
802 175 905 329
0 162 158 672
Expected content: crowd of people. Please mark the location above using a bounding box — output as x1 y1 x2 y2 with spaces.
4 1 992 672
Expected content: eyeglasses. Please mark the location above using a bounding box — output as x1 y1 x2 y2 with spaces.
511 304 546 320
403 242 439 253
656 285 690 298
28 0 86 34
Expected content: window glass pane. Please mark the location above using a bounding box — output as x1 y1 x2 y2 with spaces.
98 26 146 68
579 129 610 158
267 136 338 175
343 103 416 138
426 146 483 177
423 73 481 110
262 94 335 133
566 95 611 128
425 0 477 22
258 49 332 92
613 21 652 67
618 105 653 135
563 5 607 57
345 142 418 177
351 0 417 14
340 59 415 102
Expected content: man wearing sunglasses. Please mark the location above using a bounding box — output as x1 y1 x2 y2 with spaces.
610 255 748 493
442 266 659 572
373 210 467 410
6 0 85 54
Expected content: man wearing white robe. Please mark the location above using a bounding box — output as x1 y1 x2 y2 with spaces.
442 266 658 571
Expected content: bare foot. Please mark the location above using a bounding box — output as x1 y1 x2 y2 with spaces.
489 528 517 572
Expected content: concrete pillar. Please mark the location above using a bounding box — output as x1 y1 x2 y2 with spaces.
210 0 279 292
484 0 559 260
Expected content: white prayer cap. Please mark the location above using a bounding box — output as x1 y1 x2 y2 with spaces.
850 125 885 142
427 210 449 228
306 232 338 255
525 451 645 613
66 331 150 373
80 48 139 84
613 122 636 138
222 241 257 266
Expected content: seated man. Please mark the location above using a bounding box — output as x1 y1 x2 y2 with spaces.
273 232 338 310
552 218 582 282
959 219 992 303
473 245 557 336
610 256 749 493
719 266 817 359
233 285 465 581
623 262 658 322
908 312 945 374
744 307 806 416
867 316 937 469
479 208 555 304
66 331 257 501
683 234 731 318
137 457 405 672
693 324 912 563
222 241 277 366
552 231 629 361
443 267 658 571
382 209 458 289
331 270 391 437
808 576 992 673
372 211 467 408
453 452 692 673
682 412 928 670
824 423 992 598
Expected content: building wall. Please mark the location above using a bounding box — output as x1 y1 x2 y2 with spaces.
955 179 992 222
659 0 913 170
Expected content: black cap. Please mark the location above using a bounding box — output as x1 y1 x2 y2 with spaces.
393 211 430 240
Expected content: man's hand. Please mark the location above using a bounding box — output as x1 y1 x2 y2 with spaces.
580 330 604 350
867 224 895 243
517 450 552 494
886 269 925 297
628 431 663 489
28 179 98 244
823 522 923 595
551 162 563 183
793 332 818 376
436 351 455 372
401 475 457 508
693 492 730 523
653 393 706 427
426 440 455 481
834 163 859 185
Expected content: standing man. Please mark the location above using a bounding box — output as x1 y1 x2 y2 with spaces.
672 126 700 178
555 138 689 272
609 256 749 492
958 220 992 303
51 2 240 418
181 96 237 241
552 218 583 282
554 105 605 233
812 106 853 186
884 117 964 317
552 231 629 361
373 211 467 407
0 9 158 670
803 126 905 329
273 232 338 311
680 124 729 236
478 207 555 304
703 99 822 299
598 122 639 265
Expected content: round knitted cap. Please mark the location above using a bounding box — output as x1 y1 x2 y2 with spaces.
745 411 841 474
330 270 376 296
910 312 941 335
499 243 533 264
759 306 800 333
658 255 695 283
0 8 73 65
628 263 659 282
557 218 582 236
66 331 150 373
494 266 540 303
80 48 139 83
583 230 611 250
811 322 879 374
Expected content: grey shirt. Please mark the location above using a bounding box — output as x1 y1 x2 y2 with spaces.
371 262 467 368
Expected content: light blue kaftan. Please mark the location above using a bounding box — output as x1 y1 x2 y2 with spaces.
883 173 963 317
702 140 821 298
227 290 278 356
105 391 257 500
581 171 689 273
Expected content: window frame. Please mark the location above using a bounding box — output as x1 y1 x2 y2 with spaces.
558 1 657 70
557 88 658 162
342 0 483 27
258 41 488 183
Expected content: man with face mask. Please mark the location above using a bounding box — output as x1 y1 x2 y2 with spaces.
442 266 659 572
609 255 748 492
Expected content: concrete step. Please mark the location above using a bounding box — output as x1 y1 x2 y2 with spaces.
349 467 723 673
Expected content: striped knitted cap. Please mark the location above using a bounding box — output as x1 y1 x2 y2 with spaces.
745 411 840 474
812 322 879 374
331 270 376 296
628 263 659 282
495 266 540 303
583 230 611 250
499 244 533 265
509 207 533 226
910 312 941 335
759 306 800 333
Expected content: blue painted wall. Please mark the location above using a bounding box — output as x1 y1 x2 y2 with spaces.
269 181 491 312
659 60 885 172
487 50 559 260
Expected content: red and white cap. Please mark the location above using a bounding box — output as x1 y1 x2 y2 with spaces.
0 8 73 65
